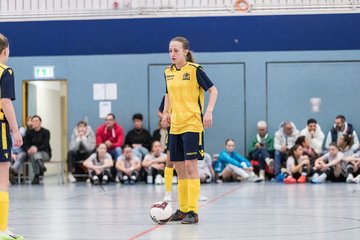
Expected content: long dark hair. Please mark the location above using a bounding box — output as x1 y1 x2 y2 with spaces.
287 144 302 165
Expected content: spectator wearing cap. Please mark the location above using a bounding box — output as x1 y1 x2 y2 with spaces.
125 113 152 160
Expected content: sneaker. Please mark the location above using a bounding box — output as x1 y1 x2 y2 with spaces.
351 175 360 184
346 174 354 183
297 175 307 183
86 178 91 184
163 192 172 202
310 176 324 184
275 173 284 182
155 174 163 185
283 177 296 184
250 175 263 183
199 194 208 201
102 175 109 185
0 229 24 240
170 209 187 221
122 175 129 185
130 175 136 185
115 176 120 183
181 211 199 224
68 173 77 183
92 176 99 185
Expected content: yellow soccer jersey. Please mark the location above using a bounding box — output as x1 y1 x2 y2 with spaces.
164 62 214 134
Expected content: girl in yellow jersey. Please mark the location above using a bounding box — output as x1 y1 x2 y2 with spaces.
0 34 24 240
162 36 218 224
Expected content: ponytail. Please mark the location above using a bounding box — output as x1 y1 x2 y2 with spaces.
0 33 9 53
186 50 195 63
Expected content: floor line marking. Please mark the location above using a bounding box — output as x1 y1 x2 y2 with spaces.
128 184 244 240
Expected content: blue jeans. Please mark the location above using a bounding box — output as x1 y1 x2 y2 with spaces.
109 147 122 161
132 146 149 161
274 150 287 176
251 148 271 170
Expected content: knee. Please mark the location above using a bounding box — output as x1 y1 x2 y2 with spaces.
184 162 197 176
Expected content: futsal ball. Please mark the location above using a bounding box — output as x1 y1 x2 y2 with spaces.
150 201 173 224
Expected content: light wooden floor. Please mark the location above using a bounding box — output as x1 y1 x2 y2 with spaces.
8 180 360 240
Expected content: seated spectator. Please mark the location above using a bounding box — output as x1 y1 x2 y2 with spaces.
300 118 325 155
198 153 215 183
11 115 51 185
311 143 347 183
142 141 167 184
67 121 96 183
274 121 300 182
295 136 317 165
344 151 360 183
338 134 354 157
214 139 261 183
83 143 113 185
248 120 274 180
116 145 141 184
125 113 152 160
96 113 124 161
9 126 26 184
324 115 359 151
152 120 168 150
283 144 310 184
337 134 355 183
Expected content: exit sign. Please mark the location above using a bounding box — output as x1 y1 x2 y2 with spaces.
34 66 55 79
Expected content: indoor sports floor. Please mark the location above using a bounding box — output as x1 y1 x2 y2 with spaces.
8 180 360 240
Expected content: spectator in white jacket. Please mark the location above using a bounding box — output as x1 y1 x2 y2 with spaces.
273 121 300 181
300 118 325 155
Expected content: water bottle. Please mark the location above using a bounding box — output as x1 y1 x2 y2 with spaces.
147 174 153 184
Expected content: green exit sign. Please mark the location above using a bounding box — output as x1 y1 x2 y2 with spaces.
34 66 55 79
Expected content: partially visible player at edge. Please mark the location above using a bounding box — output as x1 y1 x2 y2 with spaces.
162 36 218 224
0 34 24 240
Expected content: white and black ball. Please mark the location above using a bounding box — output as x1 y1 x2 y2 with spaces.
150 201 173 224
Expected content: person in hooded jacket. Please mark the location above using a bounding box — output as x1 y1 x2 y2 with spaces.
273 121 300 182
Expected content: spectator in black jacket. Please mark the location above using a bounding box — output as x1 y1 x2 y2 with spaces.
12 115 51 184
125 113 152 160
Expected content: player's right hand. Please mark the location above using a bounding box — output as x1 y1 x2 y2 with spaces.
161 112 170 128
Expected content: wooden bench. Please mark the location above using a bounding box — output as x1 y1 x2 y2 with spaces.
17 160 65 184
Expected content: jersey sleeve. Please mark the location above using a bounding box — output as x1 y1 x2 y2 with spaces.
158 96 165 112
196 66 214 91
0 68 15 100
164 72 168 94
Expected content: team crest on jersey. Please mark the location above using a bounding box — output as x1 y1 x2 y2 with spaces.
8 69 12 75
182 72 190 80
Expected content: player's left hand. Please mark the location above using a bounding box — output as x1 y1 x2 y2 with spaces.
203 111 213 129
13 131 23 148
